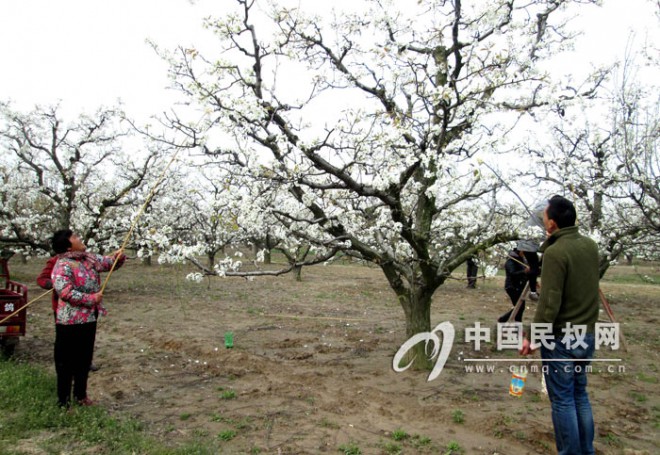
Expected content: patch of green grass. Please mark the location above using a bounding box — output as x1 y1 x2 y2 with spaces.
411 434 433 448
210 413 251 431
498 414 515 425
461 389 480 402
630 391 647 403
316 291 339 299
0 359 221 454
381 441 402 454
210 412 230 423
180 413 192 421
445 440 462 454
217 429 237 441
235 417 253 430
637 372 658 384
391 428 409 441
603 432 620 446
602 269 659 285
452 409 464 424
221 389 237 400
192 428 209 438
338 441 362 455
320 417 340 429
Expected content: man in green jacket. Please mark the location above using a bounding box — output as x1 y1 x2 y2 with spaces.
520 195 599 455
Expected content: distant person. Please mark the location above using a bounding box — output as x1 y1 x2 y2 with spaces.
517 199 546 300
50 229 125 408
520 195 600 454
36 256 58 320
498 248 529 323
466 255 478 289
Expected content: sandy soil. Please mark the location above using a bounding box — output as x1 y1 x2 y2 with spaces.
8 259 659 454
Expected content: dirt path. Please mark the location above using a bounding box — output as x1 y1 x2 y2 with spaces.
11 260 659 454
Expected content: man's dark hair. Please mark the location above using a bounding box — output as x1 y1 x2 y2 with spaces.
51 229 73 254
546 195 576 229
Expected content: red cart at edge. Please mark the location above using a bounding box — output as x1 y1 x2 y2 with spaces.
0 254 28 358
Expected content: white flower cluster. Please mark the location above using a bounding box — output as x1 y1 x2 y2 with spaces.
186 272 205 283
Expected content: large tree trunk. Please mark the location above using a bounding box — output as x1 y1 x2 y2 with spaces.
400 289 432 337
591 191 603 228
292 264 303 281
396 288 435 369
382 262 439 370
290 244 310 281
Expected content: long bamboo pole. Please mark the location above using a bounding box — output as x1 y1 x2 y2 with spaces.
598 288 627 351
0 289 53 325
99 149 180 294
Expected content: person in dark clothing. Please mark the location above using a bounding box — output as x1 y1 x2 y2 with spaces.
36 256 59 320
498 248 530 323
522 250 540 300
517 199 546 300
466 255 478 289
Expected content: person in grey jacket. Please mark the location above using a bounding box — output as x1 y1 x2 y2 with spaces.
517 199 546 300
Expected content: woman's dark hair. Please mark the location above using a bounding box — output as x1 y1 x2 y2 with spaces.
51 229 73 254
546 195 576 229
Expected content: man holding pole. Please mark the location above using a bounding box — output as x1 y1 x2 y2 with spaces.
520 195 600 455
50 229 125 408
498 248 529 323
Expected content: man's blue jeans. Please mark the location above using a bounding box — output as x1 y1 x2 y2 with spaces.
541 334 596 455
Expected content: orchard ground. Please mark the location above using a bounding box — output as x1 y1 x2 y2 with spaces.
6 256 659 454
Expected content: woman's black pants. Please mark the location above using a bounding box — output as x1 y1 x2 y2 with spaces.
54 322 96 407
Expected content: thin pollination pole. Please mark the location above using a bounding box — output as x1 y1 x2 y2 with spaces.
100 149 181 294
0 289 53 325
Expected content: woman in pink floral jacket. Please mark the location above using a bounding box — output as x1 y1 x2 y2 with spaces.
50 229 125 408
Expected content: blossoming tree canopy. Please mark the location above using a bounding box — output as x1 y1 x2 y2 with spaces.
0 102 164 254
157 0 613 366
524 48 660 271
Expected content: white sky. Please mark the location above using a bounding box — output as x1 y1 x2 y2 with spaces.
0 0 657 122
